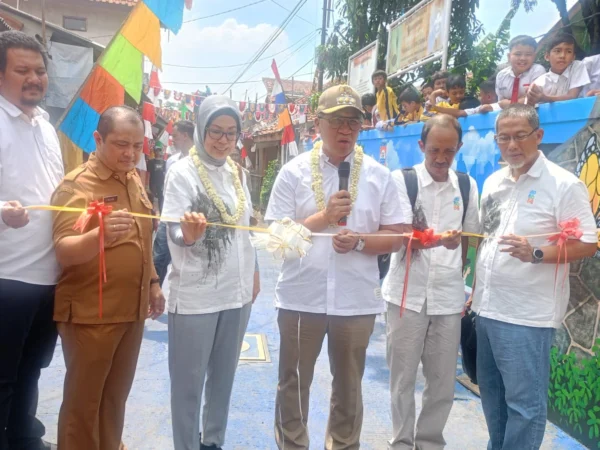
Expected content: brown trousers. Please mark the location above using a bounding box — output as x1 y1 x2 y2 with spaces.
275 309 376 450
57 321 144 450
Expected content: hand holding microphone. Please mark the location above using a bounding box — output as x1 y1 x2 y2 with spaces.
324 162 352 227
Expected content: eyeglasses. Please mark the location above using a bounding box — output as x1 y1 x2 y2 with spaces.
207 128 239 142
494 128 538 145
319 116 363 131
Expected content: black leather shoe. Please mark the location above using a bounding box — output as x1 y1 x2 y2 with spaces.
200 445 222 450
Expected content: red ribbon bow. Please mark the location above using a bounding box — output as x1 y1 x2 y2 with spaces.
548 218 583 295
413 229 441 248
73 201 113 319
400 228 440 317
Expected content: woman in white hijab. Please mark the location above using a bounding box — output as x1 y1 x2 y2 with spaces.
162 96 259 450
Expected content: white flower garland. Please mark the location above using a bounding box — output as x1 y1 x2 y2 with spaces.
310 141 364 213
189 146 247 225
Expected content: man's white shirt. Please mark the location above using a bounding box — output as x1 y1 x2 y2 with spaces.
496 64 547 101
0 95 63 285
265 149 405 316
382 164 480 315
162 156 255 314
472 153 597 329
166 151 182 174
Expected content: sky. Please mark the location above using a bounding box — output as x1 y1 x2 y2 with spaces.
158 0 578 104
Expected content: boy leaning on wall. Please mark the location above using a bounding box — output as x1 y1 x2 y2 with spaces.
527 33 590 106
495 35 547 107
426 74 466 114
396 88 426 124
372 69 399 122
433 78 500 118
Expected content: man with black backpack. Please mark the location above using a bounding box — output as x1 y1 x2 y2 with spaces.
382 115 480 450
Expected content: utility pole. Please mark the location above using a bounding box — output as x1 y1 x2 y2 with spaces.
317 0 328 92
41 0 47 47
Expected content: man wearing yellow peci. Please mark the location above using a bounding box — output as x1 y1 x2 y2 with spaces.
266 85 409 450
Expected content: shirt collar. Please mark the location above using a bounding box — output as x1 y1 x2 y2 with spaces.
319 147 354 169
415 163 457 190
0 94 49 123
201 158 231 172
547 64 572 82
88 152 137 181
508 66 533 79
503 150 545 181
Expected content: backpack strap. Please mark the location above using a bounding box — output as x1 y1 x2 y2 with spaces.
456 171 471 225
401 168 418 213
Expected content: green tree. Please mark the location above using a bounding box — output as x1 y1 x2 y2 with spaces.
318 0 485 87
466 6 517 93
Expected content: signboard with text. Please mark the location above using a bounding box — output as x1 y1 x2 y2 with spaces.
386 0 452 77
347 40 379 96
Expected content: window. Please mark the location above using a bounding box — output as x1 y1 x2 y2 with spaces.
63 16 87 32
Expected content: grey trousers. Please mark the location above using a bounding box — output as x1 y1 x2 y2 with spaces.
386 301 461 450
169 303 252 450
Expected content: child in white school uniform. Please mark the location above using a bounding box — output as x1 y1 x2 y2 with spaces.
496 35 547 107
582 54 600 97
527 33 590 105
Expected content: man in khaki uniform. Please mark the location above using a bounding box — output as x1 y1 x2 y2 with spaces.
51 106 165 449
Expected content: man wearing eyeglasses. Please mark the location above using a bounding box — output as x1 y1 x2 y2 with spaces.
472 104 597 450
266 85 407 450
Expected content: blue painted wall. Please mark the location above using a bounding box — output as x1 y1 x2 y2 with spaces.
357 96 598 193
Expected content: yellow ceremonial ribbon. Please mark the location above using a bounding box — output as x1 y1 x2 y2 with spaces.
25 205 600 240
26 205 270 234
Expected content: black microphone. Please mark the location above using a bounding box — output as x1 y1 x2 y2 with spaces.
338 161 351 226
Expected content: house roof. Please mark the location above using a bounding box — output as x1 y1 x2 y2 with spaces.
262 77 313 99
0 9 23 31
90 0 138 5
0 15 16 32
536 2 587 54
0 3 105 56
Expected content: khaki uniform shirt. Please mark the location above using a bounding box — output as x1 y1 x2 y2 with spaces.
52 153 156 324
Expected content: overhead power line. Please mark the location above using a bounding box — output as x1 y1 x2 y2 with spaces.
243 32 316 84
161 72 313 85
163 29 318 69
242 35 316 97
287 57 314 79
223 0 308 93
269 0 314 26
184 0 266 23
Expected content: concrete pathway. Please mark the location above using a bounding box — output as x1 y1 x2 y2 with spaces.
38 251 585 449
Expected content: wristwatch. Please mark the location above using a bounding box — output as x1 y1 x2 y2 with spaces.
532 247 544 264
354 238 366 252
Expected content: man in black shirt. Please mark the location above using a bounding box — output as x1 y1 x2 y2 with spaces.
147 146 166 212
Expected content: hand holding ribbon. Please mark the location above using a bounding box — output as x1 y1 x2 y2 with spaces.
439 230 461 250
73 202 135 319
400 228 441 317
73 201 113 319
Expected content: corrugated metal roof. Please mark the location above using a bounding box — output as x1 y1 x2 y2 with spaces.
90 0 137 6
